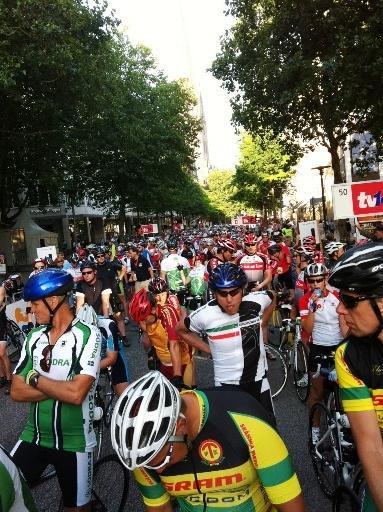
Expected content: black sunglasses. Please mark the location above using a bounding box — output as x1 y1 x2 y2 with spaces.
308 277 325 284
215 288 242 298
40 344 53 373
34 266 45 270
82 270 93 276
245 243 256 247
339 292 375 309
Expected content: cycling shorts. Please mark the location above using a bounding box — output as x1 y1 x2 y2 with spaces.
11 440 93 508
111 350 130 385
308 344 338 373
278 270 294 290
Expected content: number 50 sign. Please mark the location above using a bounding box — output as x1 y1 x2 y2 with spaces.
332 180 383 219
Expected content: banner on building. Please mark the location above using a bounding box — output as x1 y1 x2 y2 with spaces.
140 224 159 234
332 179 383 220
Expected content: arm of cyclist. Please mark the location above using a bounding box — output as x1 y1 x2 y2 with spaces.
100 349 118 370
175 320 211 355
347 410 383 510
32 374 96 406
168 340 182 376
254 268 273 291
101 289 112 318
11 374 48 402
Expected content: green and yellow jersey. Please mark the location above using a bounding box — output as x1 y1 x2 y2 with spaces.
134 388 301 511
336 339 383 434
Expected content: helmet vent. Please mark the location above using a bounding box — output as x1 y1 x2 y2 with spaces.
130 397 143 417
155 417 170 442
139 421 154 448
164 386 171 407
148 387 160 411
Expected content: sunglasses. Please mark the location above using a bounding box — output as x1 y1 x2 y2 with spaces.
82 271 93 276
245 243 256 247
339 292 375 309
145 441 175 470
307 277 325 284
34 266 45 270
40 344 53 373
215 287 242 298
97 254 105 258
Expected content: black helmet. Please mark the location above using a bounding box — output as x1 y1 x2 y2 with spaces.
208 263 247 290
328 241 383 294
167 240 178 250
80 260 97 272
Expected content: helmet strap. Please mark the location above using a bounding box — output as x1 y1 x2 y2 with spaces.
369 299 383 338
42 296 67 324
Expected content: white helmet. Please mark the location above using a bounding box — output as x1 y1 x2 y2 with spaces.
306 263 328 277
76 304 98 326
111 371 182 470
324 242 344 255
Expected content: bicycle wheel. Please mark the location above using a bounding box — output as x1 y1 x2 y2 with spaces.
6 320 25 363
293 342 310 402
92 454 129 511
332 485 361 512
309 402 341 497
266 345 288 398
98 372 115 428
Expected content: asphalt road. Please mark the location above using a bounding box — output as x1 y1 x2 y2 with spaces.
1 323 330 511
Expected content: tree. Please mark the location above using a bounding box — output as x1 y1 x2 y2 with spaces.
205 169 250 220
212 0 383 184
0 0 119 225
232 132 295 219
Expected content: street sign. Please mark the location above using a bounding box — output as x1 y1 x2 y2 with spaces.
332 179 383 219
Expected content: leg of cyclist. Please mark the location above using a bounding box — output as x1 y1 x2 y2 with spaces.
0 336 12 394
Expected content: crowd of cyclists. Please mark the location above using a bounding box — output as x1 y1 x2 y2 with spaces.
1 220 383 511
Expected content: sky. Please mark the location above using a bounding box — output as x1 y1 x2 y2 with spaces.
107 0 239 170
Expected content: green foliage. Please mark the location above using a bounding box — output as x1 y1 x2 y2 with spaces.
212 0 383 182
0 0 207 227
232 132 295 216
206 169 250 219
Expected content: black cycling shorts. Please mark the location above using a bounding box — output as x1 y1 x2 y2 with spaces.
278 270 294 290
308 344 338 373
11 441 93 508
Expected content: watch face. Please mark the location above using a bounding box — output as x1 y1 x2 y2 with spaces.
31 374 39 388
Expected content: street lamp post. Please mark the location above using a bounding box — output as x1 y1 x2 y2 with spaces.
312 165 331 229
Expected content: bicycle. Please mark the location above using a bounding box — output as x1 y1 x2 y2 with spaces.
265 343 288 398
93 368 116 460
308 355 358 499
6 319 26 363
32 453 129 511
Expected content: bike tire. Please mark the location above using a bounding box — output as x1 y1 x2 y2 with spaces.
92 454 129 511
6 320 25 363
266 345 288 398
309 402 341 498
293 342 310 402
332 485 361 512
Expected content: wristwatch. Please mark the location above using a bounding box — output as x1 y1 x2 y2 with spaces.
29 372 40 388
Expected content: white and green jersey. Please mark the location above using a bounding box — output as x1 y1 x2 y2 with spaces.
14 319 101 453
0 446 37 512
160 254 190 291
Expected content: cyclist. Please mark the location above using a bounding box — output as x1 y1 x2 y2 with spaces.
330 242 383 511
237 233 272 291
324 241 346 270
76 261 130 395
160 241 190 306
28 258 46 278
129 245 154 292
258 232 274 256
111 371 305 512
176 263 275 415
0 444 37 511
10 270 101 511
299 263 347 444
129 288 192 388
65 253 83 283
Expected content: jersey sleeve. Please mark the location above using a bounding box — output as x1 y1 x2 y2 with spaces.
158 303 180 342
229 412 301 505
133 467 170 508
335 342 374 413
298 293 310 318
13 330 38 377
185 306 206 334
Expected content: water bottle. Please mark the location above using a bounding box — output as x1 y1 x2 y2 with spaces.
313 288 322 298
